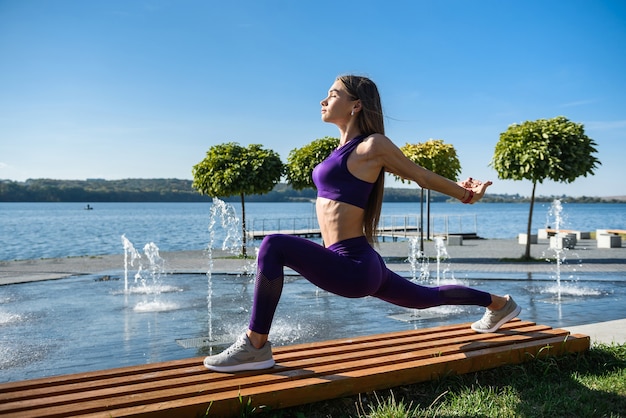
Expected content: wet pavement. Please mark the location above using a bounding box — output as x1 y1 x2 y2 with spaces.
1 236 624 344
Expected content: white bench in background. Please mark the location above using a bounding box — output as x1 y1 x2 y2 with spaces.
447 235 463 246
597 229 623 248
518 233 538 244
550 233 577 250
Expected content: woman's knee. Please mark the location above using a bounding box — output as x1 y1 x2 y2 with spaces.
258 234 311 279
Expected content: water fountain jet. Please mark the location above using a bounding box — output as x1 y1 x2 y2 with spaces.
408 236 429 281
175 198 246 351
391 235 466 323
121 234 140 294
540 199 602 303
120 236 180 311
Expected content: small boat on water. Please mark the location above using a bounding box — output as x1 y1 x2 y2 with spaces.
84 204 94 210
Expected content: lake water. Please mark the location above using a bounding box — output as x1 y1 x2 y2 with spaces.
1 201 624 261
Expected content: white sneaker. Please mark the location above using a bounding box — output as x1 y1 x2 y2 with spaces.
203 333 275 372
471 295 521 333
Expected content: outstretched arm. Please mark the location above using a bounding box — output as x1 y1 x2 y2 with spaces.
367 134 492 203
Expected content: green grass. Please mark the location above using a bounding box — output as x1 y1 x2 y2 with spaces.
250 343 625 418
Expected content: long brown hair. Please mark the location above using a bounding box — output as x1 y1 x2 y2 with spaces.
338 75 385 245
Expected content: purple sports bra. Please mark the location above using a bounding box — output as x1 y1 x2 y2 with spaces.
312 135 375 209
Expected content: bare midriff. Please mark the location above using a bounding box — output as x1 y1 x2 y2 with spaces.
316 197 365 247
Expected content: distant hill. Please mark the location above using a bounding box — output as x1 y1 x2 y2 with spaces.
0 178 622 203
602 195 626 202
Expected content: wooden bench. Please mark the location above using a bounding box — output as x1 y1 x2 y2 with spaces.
0 320 589 418
545 228 577 235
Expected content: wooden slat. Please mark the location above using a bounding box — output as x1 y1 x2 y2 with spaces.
0 320 589 418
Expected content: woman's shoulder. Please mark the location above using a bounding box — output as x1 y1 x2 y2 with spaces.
360 133 396 154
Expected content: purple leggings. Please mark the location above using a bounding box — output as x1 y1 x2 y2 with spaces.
249 234 492 334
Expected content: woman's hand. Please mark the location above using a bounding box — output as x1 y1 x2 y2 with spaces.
457 177 493 203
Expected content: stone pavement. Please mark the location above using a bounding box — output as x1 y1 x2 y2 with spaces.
1 237 624 343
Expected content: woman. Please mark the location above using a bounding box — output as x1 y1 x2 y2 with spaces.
204 75 521 372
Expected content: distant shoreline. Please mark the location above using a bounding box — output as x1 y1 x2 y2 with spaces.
1 179 625 203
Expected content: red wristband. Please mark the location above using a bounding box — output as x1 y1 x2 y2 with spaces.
462 190 474 204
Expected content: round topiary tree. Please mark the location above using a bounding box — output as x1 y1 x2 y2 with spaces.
192 142 283 257
491 116 601 260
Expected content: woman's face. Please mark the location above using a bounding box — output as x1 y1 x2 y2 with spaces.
320 79 356 124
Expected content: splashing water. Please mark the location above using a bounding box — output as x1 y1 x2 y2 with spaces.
210 198 242 253
542 283 601 298
0 311 22 325
120 236 179 311
133 242 176 306
135 242 166 292
549 199 565 300
434 236 453 285
396 235 465 323
545 199 583 301
120 198 252 351
121 234 141 294
205 198 245 349
133 299 178 312
542 199 601 301
408 236 429 281
406 236 454 284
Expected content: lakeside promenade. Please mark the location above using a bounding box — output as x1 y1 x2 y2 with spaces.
1 236 625 343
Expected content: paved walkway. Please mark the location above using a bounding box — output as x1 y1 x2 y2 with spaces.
1 237 624 344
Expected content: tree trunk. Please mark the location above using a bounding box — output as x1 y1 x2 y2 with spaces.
240 192 247 258
426 189 432 240
419 188 424 252
426 189 431 240
524 181 537 260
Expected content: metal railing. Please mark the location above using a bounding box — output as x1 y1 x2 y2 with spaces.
246 214 478 239
377 215 421 238
247 216 320 238
430 214 478 237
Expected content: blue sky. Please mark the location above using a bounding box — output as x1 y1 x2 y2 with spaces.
1 0 625 197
